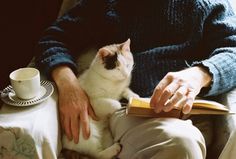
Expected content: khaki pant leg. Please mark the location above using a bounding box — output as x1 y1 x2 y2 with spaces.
110 108 206 159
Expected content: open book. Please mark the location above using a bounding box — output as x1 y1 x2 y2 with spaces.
126 97 234 118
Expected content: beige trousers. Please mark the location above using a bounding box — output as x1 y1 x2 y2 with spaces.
110 108 207 159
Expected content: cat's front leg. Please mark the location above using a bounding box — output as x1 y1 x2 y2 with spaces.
97 142 121 159
122 88 139 100
90 98 122 119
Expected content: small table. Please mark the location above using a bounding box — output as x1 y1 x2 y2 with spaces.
0 86 61 159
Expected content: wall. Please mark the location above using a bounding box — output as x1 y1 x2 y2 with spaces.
0 0 62 90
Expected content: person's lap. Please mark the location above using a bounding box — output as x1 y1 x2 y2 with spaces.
110 108 208 159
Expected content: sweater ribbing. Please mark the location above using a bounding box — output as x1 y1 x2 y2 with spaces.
35 0 236 97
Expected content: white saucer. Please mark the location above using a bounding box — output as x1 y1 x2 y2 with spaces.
0 80 54 107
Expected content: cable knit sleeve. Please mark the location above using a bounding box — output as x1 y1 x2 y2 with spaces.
192 0 236 96
35 0 100 79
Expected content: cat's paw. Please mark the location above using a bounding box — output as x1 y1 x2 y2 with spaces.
98 142 122 159
122 88 140 100
126 92 140 101
112 143 122 156
130 93 140 99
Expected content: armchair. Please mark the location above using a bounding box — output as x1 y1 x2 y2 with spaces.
207 89 236 158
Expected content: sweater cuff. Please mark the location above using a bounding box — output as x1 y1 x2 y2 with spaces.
192 60 219 96
38 55 78 81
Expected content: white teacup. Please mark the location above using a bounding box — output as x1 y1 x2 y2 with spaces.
9 68 41 100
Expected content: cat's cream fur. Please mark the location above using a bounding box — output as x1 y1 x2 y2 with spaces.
62 39 139 159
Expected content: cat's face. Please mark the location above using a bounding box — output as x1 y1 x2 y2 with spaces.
91 39 134 81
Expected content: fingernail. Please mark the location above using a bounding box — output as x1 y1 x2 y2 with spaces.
183 106 191 114
163 107 170 112
86 127 90 139
86 133 90 140
154 108 161 113
74 138 79 144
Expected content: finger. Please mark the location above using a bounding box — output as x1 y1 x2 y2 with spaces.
80 108 90 139
182 91 195 114
155 81 180 113
174 96 188 110
71 115 80 144
150 77 171 109
88 104 99 121
163 85 188 112
64 117 72 141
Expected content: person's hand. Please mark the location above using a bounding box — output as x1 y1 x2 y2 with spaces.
52 66 97 144
150 66 212 114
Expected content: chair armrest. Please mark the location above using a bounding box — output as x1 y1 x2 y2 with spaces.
220 88 236 131
207 88 236 158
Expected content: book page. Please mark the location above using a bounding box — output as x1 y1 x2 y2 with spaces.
193 99 228 111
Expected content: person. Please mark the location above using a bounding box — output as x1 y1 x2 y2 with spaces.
35 0 236 158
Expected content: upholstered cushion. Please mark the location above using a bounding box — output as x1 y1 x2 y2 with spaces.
207 88 236 158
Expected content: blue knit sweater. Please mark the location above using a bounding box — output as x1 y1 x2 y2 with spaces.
35 0 236 97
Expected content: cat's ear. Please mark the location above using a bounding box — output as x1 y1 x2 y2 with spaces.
98 48 111 59
120 38 131 52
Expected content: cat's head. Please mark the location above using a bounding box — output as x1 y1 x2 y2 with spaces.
91 39 134 81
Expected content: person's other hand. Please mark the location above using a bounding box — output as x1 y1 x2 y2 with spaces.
52 66 97 144
150 66 212 114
